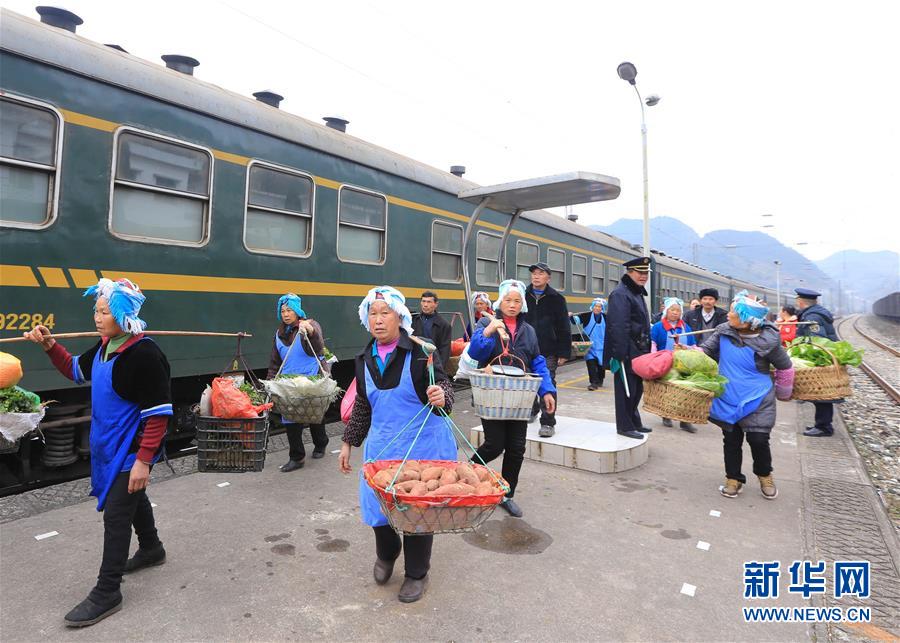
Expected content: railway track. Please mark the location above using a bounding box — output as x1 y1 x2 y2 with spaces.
837 314 900 404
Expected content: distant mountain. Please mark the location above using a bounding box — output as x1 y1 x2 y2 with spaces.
817 250 899 309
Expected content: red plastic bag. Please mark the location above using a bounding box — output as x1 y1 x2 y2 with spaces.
210 377 271 419
450 338 467 357
631 351 674 380
340 377 357 424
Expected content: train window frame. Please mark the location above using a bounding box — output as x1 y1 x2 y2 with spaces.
591 259 605 295
547 247 566 291
108 126 214 248
242 160 316 259
475 230 503 287
430 219 463 284
572 253 588 293
0 93 64 231
515 240 540 282
336 184 388 266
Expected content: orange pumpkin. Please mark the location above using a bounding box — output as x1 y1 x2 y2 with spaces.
0 352 24 388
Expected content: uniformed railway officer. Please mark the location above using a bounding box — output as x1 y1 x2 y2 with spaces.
794 288 840 437
604 257 653 440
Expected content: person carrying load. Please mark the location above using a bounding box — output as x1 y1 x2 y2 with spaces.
650 297 697 432
23 278 172 627
338 286 456 603
697 291 794 500
267 293 329 472
467 279 556 519
570 297 608 390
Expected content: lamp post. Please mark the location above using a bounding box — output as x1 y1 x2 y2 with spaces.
617 62 660 260
774 260 781 310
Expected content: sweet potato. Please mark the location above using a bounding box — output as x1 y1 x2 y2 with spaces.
394 468 420 483
455 463 480 487
392 480 419 493
439 469 459 486
372 469 394 489
425 479 440 491
402 460 422 472
420 466 445 483
428 483 474 496
403 481 428 497
474 466 492 482
474 481 495 496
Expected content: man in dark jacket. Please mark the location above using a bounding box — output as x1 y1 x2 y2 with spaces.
604 257 653 440
524 262 570 437
795 287 839 437
411 291 452 369
683 288 729 332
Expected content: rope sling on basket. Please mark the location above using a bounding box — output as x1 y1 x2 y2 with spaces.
570 316 592 358
196 335 271 473
789 341 851 401
262 329 340 425
468 334 542 420
362 340 510 535
642 379 714 424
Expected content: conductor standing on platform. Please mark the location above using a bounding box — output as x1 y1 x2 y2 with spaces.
604 257 653 440
794 288 840 437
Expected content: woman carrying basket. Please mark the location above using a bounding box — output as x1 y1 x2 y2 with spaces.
23 278 171 627
697 291 794 500
467 279 556 519
267 293 329 472
339 286 456 603
570 297 607 390
650 297 697 433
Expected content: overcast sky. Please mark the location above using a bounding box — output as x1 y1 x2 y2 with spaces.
3 0 897 261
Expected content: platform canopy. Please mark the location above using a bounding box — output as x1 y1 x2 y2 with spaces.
458 171 621 214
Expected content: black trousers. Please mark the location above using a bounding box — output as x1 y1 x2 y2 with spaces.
285 421 328 461
585 358 606 386
91 471 161 599
613 361 644 433
531 355 558 427
474 419 527 498
722 427 772 483
813 402 834 433
373 525 432 579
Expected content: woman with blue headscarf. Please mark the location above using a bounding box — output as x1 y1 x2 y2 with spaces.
698 291 794 501
24 278 172 627
339 286 456 604
570 297 608 390
267 293 329 472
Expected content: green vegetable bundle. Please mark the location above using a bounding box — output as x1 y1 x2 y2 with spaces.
672 350 719 377
238 382 267 406
787 337 863 367
0 386 42 413
670 373 729 397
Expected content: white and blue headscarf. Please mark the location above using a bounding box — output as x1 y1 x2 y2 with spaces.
663 297 684 319
471 291 492 309
358 286 413 333
732 290 769 330
591 297 608 313
277 293 305 320
83 278 147 335
493 279 528 314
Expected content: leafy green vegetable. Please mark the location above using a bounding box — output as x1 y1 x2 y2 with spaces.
238 382 267 406
275 373 323 381
790 356 815 369
660 368 682 382
0 386 42 413
787 337 863 367
671 373 729 397
673 350 719 377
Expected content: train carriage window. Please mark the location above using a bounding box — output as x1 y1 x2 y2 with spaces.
591 259 605 295
337 185 387 264
431 220 463 283
547 248 565 290
572 254 587 293
476 231 502 286
110 129 212 245
244 162 314 257
0 96 62 229
515 241 539 282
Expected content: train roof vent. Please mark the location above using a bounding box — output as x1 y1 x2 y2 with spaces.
105 44 128 53
36 6 83 33
450 165 466 177
161 55 199 75
323 117 349 132
253 91 284 108
566 213 579 222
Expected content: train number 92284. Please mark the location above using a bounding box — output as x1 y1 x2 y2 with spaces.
0 313 56 331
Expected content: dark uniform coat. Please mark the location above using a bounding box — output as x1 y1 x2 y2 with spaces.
796 302 840 430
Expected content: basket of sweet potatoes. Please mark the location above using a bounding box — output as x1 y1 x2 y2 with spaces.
363 459 508 535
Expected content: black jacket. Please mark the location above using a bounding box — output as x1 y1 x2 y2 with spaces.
683 306 729 333
524 284 571 360
797 304 838 341
603 273 651 366
411 312 452 368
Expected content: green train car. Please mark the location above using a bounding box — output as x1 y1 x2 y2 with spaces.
0 8 774 490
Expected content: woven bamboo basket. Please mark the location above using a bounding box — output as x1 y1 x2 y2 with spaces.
270 392 331 425
469 354 542 420
642 380 714 424
571 341 592 358
790 349 851 401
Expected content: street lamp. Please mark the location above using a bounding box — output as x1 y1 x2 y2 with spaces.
774 260 781 309
617 62 660 261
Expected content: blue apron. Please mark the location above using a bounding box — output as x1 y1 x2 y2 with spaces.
275 330 322 425
583 314 606 362
90 338 161 511
358 351 457 527
710 337 772 425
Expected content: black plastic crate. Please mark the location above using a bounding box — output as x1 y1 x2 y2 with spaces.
196 414 269 473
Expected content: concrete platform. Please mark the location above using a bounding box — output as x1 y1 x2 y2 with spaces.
469 415 649 473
